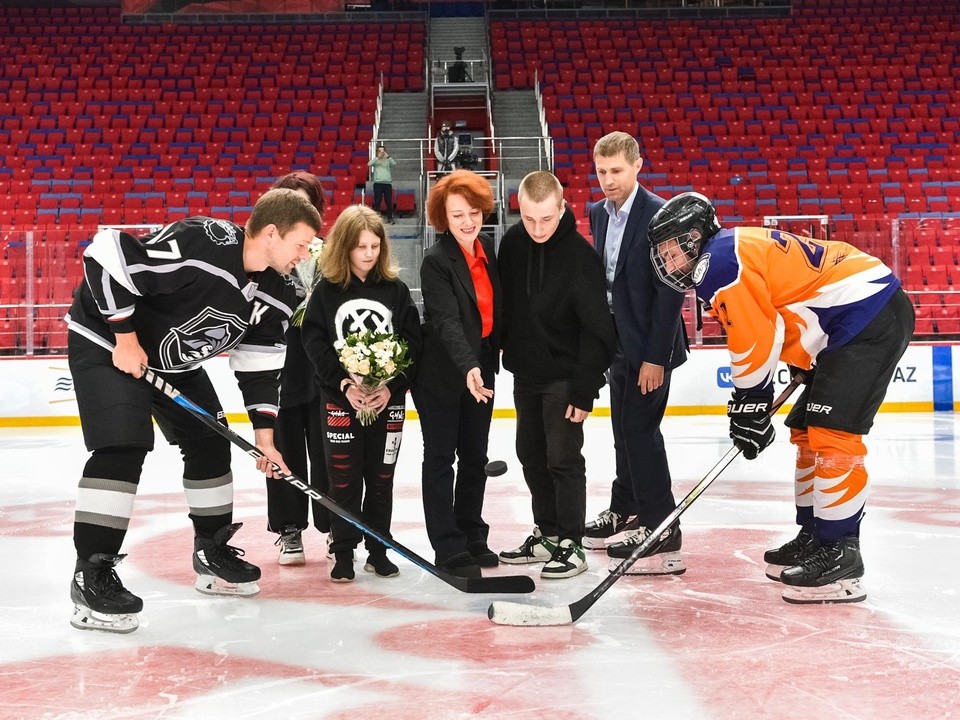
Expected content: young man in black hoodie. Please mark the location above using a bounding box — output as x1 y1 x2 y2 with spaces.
496 171 616 579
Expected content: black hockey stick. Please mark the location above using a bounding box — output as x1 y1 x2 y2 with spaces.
142 367 535 595
488 371 806 625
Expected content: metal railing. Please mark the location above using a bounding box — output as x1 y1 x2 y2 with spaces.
4 213 954 355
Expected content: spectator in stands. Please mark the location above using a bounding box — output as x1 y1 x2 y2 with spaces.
648 191 914 604
413 170 501 579
66 189 322 633
267 172 330 567
586 131 688 576
300 205 422 583
435 121 459 175
496 170 615 579
369 145 396 224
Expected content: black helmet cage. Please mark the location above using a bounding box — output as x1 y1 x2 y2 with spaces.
648 192 721 292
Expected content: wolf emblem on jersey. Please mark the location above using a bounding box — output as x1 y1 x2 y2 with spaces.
203 219 239 246
158 308 248 369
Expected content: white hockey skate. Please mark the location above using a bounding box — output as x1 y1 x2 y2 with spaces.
193 523 261 597
70 553 142 633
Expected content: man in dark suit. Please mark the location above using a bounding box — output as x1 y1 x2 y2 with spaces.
587 131 689 575
413 170 502 579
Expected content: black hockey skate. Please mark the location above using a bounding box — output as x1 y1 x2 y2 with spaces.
193 522 261 597
606 525 685 575
583 509 641 549
780 536 866 604
70 553 143 634
764 527 818 581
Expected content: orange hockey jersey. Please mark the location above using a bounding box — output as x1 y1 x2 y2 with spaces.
693 227 901 391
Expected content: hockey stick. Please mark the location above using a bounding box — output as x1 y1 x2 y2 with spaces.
142 367 535 595
488 371 806 625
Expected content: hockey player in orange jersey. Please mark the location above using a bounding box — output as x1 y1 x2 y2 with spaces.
648 192 915 604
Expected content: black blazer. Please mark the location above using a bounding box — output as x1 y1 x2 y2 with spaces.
414 232 502 398
589 185 688 371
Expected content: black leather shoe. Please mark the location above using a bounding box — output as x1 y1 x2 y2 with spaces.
438 552 482 579
467 541 500 568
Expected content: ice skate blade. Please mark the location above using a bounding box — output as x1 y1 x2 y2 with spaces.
194 575 260 597
278 552 305 566
609 552 686 576
765 563 787 581
581 537 609 550
70 604 139 633
781 578 866 604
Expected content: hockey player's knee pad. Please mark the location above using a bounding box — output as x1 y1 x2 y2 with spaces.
83 446 149 484
806 426 866 457
179 433 231 480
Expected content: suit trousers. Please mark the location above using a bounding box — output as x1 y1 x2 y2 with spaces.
608 350 678 527
413 352 496 563
513 378 587 542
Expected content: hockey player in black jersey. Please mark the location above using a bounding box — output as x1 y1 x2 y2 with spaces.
66 188 322 633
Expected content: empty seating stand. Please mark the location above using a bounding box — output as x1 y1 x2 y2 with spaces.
0 5 427 351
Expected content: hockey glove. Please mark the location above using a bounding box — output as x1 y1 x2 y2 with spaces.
727 390 775 460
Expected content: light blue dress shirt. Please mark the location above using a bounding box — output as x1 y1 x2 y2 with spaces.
602 182 639 310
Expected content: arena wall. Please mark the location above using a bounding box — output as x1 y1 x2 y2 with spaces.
0 343 951 426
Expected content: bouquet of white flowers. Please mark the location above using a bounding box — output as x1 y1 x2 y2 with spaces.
336 329 413 426
290 238 324 327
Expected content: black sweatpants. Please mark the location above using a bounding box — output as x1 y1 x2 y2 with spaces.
321 390 405 556
513 377 587 543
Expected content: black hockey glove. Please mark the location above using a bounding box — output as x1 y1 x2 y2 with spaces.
727 389 775 460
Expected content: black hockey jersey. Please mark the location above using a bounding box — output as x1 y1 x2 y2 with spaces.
66 217 298 426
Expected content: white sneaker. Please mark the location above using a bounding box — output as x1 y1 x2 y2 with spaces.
540 538 587 579
276 527 305 566
498 527 558 564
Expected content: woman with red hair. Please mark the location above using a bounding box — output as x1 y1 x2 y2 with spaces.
413 170 502 578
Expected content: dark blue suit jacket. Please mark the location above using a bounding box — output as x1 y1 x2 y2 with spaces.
589 185 688 371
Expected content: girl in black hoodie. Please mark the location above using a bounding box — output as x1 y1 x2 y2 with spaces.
301 205 422 583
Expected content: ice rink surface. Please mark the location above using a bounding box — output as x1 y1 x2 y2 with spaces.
0 410 958 719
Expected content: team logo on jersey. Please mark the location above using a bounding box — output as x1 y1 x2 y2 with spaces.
693 253 710 285
203 219 239 246
159 308 247 369
333 298 393 341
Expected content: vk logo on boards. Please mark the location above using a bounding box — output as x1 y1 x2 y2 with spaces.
716 365 918 389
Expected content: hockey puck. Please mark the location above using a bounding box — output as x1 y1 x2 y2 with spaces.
484 460 508 477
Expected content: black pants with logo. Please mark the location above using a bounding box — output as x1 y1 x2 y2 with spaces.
320 389 405 557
